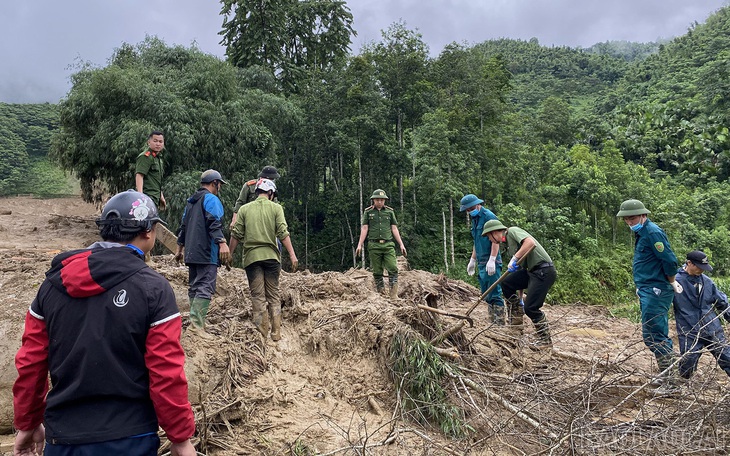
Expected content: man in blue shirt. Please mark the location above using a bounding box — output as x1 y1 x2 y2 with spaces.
673 250 730 380
617 199 681 394
460 194 505 325
176 170 232 333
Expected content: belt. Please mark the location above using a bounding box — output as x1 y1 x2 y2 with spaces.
530 261 554 272
369 239 391 244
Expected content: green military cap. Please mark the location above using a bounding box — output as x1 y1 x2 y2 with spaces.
371 189 389 200
616 199 650 217
481 219 507 236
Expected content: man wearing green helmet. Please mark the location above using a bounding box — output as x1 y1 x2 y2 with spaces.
616 199 681 394
482 219 556 347
355 189 407 298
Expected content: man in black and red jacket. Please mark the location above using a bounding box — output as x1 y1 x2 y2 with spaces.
12 190 196 456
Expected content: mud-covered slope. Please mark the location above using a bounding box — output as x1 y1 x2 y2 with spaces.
1 196 729 455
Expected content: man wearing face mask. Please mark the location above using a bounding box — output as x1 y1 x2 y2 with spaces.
617 199 681 394
459 194 505 325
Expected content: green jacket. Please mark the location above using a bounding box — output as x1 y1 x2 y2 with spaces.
231 196 290 268
362 206 397 241
135 150 163 204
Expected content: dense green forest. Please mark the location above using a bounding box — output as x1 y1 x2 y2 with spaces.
4 3 730 311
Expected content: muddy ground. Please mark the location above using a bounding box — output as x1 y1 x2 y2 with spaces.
1 196 729 455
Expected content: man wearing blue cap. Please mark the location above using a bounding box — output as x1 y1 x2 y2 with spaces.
673 250 730 380
459 194 505 325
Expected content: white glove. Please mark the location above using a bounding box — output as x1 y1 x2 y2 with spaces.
486 255 497 276
467 257 476 276
671 281 683 294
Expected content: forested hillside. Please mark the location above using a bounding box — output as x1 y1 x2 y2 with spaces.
0 103 73 195
6 4 730 310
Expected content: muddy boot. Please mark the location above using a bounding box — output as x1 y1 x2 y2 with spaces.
253 311 270 338
507 296 524 332
390 283 399 299
189 298 210 329
489 303 506 326
270 313 282 341
188 298 214 338
652 354 682 395
534 316 553 348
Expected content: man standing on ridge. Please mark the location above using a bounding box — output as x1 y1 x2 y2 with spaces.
135 130 167 210
460 194 505 325
355 189 407 298
13 190 195 456
230 178 298 341
230 166 280 230
617 198 682 395
176 170 232 334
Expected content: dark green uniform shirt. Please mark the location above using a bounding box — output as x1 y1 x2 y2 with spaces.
505 226 552 270
135 150 163 204
233 179 278 213
363 206 397 241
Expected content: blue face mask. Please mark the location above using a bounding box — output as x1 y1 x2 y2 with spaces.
630 222 644 232
469 208 480 217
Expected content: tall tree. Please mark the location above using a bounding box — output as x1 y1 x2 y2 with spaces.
220 0 356 92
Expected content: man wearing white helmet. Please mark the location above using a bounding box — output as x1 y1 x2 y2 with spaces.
230 178 298 341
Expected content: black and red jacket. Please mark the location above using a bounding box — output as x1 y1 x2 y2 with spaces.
13 242 195 444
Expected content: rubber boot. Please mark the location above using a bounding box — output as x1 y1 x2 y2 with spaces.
489 303 506 326
534 316 553 348
270 313 282 341
390 283 399 299
507 296 524 332
253 311 270 339
188 298 213 338
375 275 385 295
652 354 682 395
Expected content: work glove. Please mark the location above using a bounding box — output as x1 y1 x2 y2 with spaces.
486 255 497 276
174 246 184 264
467 257 476 276
671 281 683 294
507 256 520 273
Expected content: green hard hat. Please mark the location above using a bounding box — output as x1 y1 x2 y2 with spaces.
371 189 389 200
481 219 508 236
616 199 651 217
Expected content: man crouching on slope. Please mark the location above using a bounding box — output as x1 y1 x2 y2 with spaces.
12 190 196 456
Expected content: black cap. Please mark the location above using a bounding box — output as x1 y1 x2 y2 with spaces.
259 166 280 179
687 250 712 271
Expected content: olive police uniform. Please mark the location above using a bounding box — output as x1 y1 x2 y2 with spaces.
363 205 398 291
135 150 163 205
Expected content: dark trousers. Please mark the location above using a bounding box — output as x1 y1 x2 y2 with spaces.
45 433 160 456
501 266 557 322
188 263 218 300
678 328 730 379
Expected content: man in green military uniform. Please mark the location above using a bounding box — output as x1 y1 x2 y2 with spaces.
355 189 407 298
229 166 280 230
482 219 557 347
135 131 166 210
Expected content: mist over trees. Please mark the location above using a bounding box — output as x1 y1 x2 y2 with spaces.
7 5 730 308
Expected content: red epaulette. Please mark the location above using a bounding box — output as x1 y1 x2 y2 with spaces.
385 205 394 210
144 151 152 157
246 179 257 186
365 205 374 210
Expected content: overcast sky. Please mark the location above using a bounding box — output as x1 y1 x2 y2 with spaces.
1 0 727 104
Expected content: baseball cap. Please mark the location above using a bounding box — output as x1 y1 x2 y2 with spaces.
687 250 712 271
